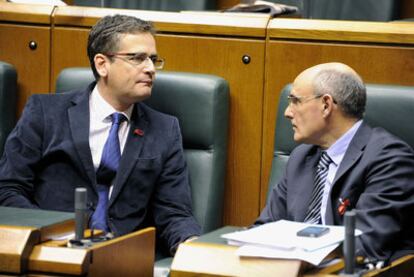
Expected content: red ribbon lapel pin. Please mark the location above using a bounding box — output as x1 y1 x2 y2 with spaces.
134 128 144 136
338 197 350 216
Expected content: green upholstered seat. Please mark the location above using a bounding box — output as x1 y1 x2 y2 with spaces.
56 68 229 276
0 61 17 156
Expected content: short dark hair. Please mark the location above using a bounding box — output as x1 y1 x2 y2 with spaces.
87 14 155 79
313 69 366 119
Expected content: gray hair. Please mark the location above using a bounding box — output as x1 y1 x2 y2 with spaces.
313 69 366 119
87 14 155 80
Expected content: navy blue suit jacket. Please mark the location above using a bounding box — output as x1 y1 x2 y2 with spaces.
256 122 414 262
0 84 201 253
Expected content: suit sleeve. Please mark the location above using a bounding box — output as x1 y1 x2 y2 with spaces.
254 163 289 226
354 138 414 262
151 118 201 254
0 96 44 208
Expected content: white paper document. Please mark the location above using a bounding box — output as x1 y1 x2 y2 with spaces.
221 220 362 265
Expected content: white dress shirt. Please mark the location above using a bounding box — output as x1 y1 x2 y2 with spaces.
89 85 133 197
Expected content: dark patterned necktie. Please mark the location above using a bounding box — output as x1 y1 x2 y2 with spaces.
90 112 126 232
304 151 332 224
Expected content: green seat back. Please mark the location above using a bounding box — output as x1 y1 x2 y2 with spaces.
0 61 17 156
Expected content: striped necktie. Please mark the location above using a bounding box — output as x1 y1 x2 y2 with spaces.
90 112 126 233
304 151 332 224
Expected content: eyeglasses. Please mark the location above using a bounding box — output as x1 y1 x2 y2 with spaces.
287 94 323 106
104 52 164 69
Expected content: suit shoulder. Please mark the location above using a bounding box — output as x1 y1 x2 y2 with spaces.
291 143 316 157
29 90 83 104
369 126 414 152
138 102 178 123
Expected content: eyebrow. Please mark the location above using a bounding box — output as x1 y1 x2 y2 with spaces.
113 51 158 56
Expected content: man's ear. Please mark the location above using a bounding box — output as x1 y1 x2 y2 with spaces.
322 94 334 117
94 54 109 78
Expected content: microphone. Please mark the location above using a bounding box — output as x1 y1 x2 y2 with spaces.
74 187 87 241
343 210 356 274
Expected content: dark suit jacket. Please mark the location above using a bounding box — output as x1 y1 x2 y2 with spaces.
0 84 201 253
256 122 414 262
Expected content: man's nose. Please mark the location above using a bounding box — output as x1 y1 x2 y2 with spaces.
143 58 156 73
284 105 293 119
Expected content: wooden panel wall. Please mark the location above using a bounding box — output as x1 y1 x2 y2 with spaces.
260 19 414 208
0 3 53 116
400 0 414 19
217 0 239 9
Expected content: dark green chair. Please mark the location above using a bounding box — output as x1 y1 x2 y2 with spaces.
55 68 229 276
0 61 17 156
267 83 414 200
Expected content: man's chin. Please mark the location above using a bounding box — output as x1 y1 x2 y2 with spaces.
293 134 304 143
133 90 152 102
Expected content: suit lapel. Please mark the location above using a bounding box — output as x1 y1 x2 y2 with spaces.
295 148 321 221
325 122 371 224
68 88 96 187
331 123 370 186
109 104 148 206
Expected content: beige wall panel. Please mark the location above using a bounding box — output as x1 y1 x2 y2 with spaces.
0 23 51 116
261 40 414 207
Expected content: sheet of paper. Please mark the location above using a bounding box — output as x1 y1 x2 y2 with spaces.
236 243 340 265
50 232 75 241
221 220 362 252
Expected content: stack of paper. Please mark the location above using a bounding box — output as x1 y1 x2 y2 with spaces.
221 220 362 265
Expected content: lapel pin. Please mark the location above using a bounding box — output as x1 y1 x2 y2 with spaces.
338 197 351 216
134 128 144 136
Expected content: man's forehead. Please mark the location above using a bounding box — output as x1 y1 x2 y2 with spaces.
292 79 314 96
117 33 156 50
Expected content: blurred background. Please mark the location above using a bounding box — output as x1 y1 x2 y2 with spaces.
71 0 412 22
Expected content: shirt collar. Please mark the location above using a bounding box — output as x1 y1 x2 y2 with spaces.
326 120 363 166
90 85 133 122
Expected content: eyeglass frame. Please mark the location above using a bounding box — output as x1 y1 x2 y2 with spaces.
104 52 164 69
287 94 323 106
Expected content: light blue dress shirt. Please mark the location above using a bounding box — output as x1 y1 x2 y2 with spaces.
321 120 363 224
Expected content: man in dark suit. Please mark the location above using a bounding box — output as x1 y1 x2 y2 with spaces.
0 14 200 254
255 62 414 262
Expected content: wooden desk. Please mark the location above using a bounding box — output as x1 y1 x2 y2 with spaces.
0 207 155 276
28 227 155 277
171 226 302 277
172 242 302 277
0 226 155 276
171 226 414 277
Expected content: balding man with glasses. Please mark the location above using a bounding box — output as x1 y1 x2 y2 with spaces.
255 62 414 264
0 14 201 255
